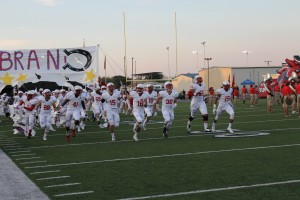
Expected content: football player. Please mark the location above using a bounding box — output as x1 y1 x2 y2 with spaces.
155 81 178 138
187 76 210 133
212 81 235 133
101 83 121 141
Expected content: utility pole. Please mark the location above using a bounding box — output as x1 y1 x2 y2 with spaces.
265 60 272 66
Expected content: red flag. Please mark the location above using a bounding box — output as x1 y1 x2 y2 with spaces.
104 55 106 70
231 74 235 87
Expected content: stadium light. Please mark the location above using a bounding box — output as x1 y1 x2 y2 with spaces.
205 58 212 92
201 42 207 68
242 50 253 67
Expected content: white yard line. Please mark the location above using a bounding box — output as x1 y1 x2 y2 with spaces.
0 139 12 141
20 161 47 165
36 176 70 181
118 179 300 200
9 150 32 154
2 145 21 148
9 125 300 151
8 117 299 146
25 143 300 169
12 153 37 157
15 157 41 161
1 143 19 146
31 170 61 175
3 147 25 150
0 141 18 144
45 182 81 188
8 113 297 140
54 191 94 197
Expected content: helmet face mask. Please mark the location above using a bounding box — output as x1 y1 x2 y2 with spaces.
45 92 51 99
108 85 114 92
147 86 153 92
136 84 144 93
194 76 202 84
165 84 173 90
106 83 114 92
75 89 82 96
136 87 144 94
27 94 33 100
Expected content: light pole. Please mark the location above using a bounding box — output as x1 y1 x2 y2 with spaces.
201 42 207 68
192 51 201 72
265 60 272 66
131 57 134 89
205 58 212 92
166 47 170 79
242 50 252 67
135 60 137 87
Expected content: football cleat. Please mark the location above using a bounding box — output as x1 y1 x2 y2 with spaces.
211 123 216 132
27 132 32 139
187 121 192 132
142 121 147 130
66 135 70 142
133 134 139 142
227 127 234 133
43 133 47 141
71 130 76 137
203 129 211 132
163 127 168 139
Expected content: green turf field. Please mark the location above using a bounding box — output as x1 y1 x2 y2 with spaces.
1 100 300 200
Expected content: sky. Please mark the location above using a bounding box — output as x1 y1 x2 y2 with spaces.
1 0 300 77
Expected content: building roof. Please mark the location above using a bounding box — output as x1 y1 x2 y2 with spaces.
178 73 198 78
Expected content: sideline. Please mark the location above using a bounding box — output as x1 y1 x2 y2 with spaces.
0 149 49 200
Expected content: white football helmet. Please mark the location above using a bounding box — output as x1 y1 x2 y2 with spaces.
43 89 51 94
194 75 203 83
146 84 153 88
222 80 230 85
107 82 114 87
136 84 145 89
74 85 83 91
164 81 173 88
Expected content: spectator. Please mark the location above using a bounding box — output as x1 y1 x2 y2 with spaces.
182 89 186 100
187 89 193 100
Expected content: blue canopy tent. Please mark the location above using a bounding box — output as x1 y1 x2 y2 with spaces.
240 79 255 85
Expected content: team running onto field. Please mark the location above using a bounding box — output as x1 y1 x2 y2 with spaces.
1 78 237 142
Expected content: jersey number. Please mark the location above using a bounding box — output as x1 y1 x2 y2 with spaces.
166 99 174 104
149 98 154 103
110 100 116 106
73 102 78 107
43 105 51 110
225 96 231 102
137 99 143 107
